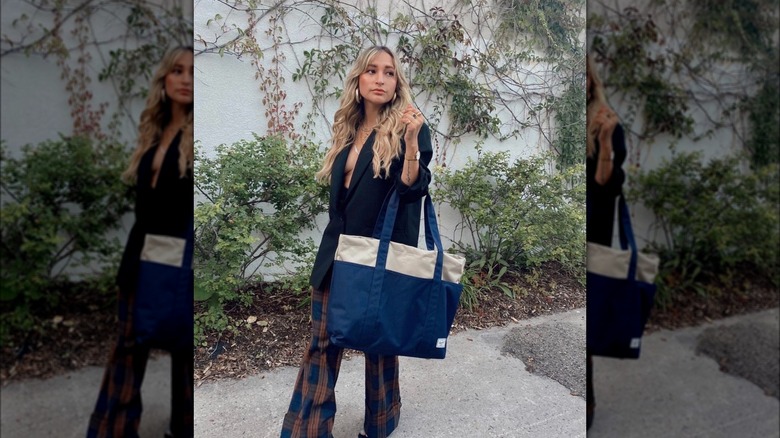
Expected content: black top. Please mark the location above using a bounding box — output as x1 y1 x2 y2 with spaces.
309 124 434 290
586 123 627 246
116 131 193 292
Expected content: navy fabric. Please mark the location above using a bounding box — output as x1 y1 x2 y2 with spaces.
586 195 656 359
89 133 193 437
309 124 433 291
281 287 401 438
133 223 194 351
327 191 462 359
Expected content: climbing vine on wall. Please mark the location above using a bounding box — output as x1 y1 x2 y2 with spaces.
496 0 584 58
0 0 192 340
196 0 585 170
588 0 779 168
2 0 193 142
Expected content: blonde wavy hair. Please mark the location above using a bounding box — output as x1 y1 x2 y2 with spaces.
315 46 413 183
122 46 194 183
586 53 609 158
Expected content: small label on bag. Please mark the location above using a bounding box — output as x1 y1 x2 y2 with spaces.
630 338 641 349
436 338 447 348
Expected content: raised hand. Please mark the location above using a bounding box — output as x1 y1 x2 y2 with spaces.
594 105 618 144
400 104 424 145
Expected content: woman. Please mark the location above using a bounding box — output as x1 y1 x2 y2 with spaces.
585 53 627 430
87 46 194 438
281 46 433 438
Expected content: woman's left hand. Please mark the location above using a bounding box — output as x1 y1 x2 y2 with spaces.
401 104 424 145
595 106 618 144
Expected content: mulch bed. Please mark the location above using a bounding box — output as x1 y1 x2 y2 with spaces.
193 262 586 384
0 287 116 384
0 286 166 386
645 277 780 333
1 263 776 385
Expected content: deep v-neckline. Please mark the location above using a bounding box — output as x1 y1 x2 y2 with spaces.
343 131 374 190
150 129 182 190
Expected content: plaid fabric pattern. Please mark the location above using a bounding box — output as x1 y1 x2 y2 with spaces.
363 353 401 437
281 287 401 438
87 287 193 438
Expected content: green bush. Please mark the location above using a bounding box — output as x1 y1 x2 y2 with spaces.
628 152 780 306
434 147 586 307
0 137 132 342
193 135 328 339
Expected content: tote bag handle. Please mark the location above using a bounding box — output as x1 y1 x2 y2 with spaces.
371 190 445 271
373 189 445 254
365 190 446 355
616 194 638 283
371 189 439 250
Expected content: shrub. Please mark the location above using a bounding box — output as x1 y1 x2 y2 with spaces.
0 137 132 343
628 152 780 306
193 135 328 338
434 147 586 307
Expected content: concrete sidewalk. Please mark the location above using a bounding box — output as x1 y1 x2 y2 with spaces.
0 353 175 438
193 309 588 438
0 309 587 438
3 307 776 437
589 308 780 438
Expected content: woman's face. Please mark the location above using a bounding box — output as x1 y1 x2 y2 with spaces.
165 51 193 106
357 51 398 108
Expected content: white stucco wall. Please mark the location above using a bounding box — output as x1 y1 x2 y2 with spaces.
193 0 560 160
1 0 193 150
0 0 193 278
588 0 760 250
194 0 586 278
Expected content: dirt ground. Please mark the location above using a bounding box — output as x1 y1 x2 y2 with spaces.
192 262 586 384
1 263 777 386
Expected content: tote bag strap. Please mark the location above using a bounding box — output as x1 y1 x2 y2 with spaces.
615 194 628 251
371 190 445 278
363 190 447 350
422 195 443 252
418 195 446 355
372 188 442 253
362 189 401 346
616 194 639 282
372 188 397 239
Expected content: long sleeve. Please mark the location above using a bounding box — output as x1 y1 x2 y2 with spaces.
588 123 626 199
586 123 627 246
394 123 433 202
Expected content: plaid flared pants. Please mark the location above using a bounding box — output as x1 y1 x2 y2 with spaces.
281 287 402 438
86 287 193 438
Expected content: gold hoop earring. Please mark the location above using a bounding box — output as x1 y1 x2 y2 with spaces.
161 88 166 103
355 88 361 104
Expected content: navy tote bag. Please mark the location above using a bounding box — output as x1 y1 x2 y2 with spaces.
327 190 466 359
133 224 194 351
587 195 659 359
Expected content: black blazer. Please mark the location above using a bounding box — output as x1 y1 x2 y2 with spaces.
586 123 627 246
309 123 434 290
116 130 193 292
